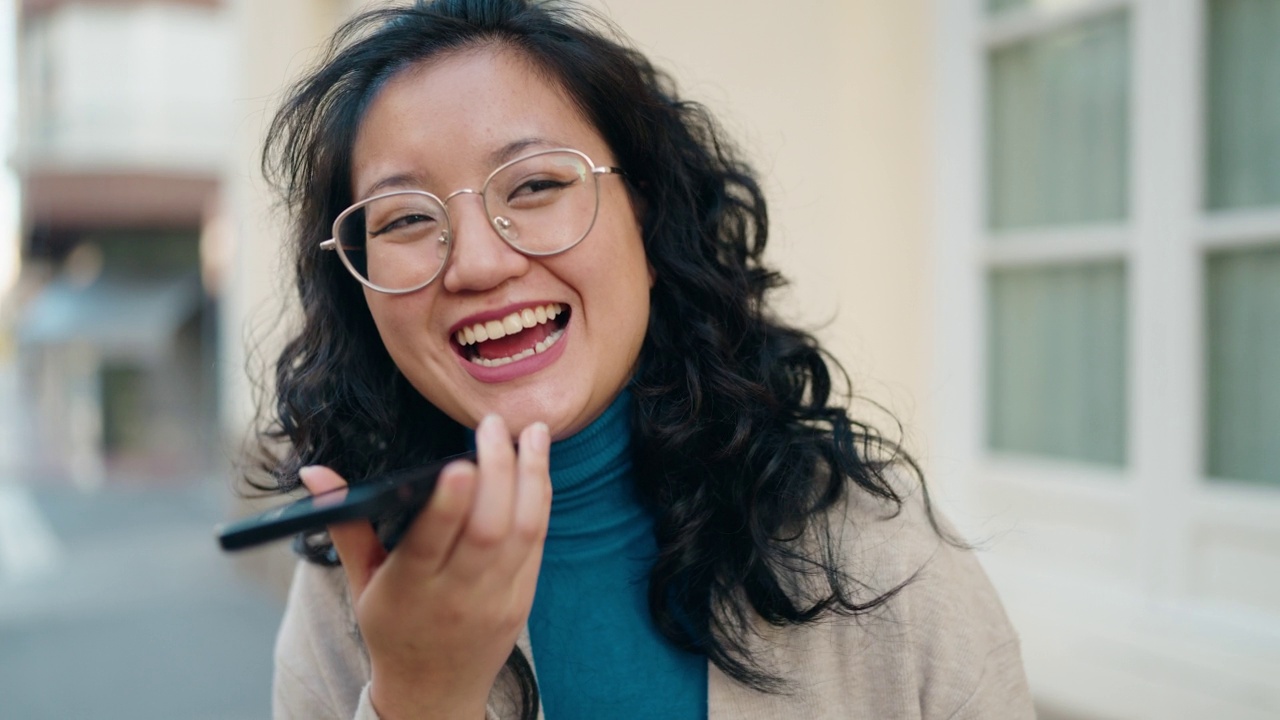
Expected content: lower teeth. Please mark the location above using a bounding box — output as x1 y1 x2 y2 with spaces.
470 327 564 368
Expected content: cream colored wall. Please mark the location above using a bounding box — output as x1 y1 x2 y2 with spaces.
221 0 936 463
220 0 351 436
219 0 353 594
593 0 935 459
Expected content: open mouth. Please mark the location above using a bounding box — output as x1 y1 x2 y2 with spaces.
453 302 570 368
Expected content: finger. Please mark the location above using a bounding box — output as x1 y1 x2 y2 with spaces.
390 458 477 575
468 414 519 544
299 465 387 599
512 422 552 549
498 421 552 579
512 521 548 601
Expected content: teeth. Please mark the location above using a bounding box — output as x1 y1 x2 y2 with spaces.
468 327 565 367
454 303 565 347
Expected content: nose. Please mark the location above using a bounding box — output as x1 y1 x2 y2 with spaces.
439 191 531 293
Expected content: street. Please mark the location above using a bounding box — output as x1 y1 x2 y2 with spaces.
0 478 284 720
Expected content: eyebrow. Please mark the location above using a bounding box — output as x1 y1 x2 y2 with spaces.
489 137 556 167
357 137 562 200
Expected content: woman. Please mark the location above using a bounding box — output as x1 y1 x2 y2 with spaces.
254 1 1034 718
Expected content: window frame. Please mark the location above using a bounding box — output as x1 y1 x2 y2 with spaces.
934 0 1280 715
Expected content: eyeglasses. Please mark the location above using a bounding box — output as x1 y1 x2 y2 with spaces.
320 148 624 294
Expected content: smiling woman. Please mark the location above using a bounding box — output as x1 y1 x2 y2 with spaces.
250 1 1034 719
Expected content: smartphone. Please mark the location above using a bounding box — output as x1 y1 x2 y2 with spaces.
216 451 475 552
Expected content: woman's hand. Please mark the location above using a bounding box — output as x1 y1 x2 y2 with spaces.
299 415 552 720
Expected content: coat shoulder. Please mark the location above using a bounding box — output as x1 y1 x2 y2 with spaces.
273 561 370 719
711 465 1034 719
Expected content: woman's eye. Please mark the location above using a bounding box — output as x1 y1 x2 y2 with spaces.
370 213 436 237
509 177 570 202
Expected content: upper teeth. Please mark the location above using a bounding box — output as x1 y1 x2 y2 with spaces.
455 303 563 346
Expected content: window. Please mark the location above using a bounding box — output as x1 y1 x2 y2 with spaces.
984 9 1131 465
936 0 1280 715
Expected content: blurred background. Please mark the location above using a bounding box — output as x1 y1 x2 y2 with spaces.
0 0 1275 718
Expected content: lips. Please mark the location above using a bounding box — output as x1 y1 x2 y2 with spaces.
452 302 568 367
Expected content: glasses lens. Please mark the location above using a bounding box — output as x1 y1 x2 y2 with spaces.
335 191 449 291
485 151 597 254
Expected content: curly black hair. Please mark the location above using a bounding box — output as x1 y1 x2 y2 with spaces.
254 0 943 716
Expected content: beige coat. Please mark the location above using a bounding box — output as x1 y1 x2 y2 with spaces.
272 482 1035 719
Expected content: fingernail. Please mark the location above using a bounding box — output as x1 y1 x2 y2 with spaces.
530 422 550 452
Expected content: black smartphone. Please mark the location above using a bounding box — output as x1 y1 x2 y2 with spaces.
216 452 475 552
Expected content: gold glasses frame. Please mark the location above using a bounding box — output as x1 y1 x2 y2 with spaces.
320 147 624 295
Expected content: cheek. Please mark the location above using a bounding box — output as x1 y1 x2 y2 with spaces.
363 291 437 362
614 243 654 346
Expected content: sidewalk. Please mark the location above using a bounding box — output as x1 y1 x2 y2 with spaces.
0 478 284 720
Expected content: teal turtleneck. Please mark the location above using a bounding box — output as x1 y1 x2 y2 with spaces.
526 390 706 719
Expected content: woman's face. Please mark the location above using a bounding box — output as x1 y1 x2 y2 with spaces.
349 48 651 439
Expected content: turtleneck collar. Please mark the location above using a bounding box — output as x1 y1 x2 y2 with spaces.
548 389 633 492
545 389 640 545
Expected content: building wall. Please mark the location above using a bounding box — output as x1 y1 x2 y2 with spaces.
219 0 354 432
217 0 352 593
594 0 935 460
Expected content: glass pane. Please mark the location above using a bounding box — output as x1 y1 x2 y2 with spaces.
1206 0 1280 211
987 12 1130 230
1206 245 1280 485
987 0 1093 16
988 262 1127 464
988 0 1030 13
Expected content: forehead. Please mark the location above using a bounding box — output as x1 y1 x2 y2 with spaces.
350 46 607 198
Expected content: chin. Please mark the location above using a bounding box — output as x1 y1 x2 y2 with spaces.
455 388 588 440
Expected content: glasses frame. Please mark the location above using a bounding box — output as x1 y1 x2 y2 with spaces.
320 147 624 295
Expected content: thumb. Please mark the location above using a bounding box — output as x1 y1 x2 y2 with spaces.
299 465 388 599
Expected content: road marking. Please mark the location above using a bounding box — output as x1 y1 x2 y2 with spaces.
0 483 63 582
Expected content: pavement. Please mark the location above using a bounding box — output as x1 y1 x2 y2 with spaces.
0 478 286 720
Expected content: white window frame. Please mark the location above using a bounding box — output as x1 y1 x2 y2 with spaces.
934 0 1280 716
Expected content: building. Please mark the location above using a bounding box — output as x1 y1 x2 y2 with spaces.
11 0 231 485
